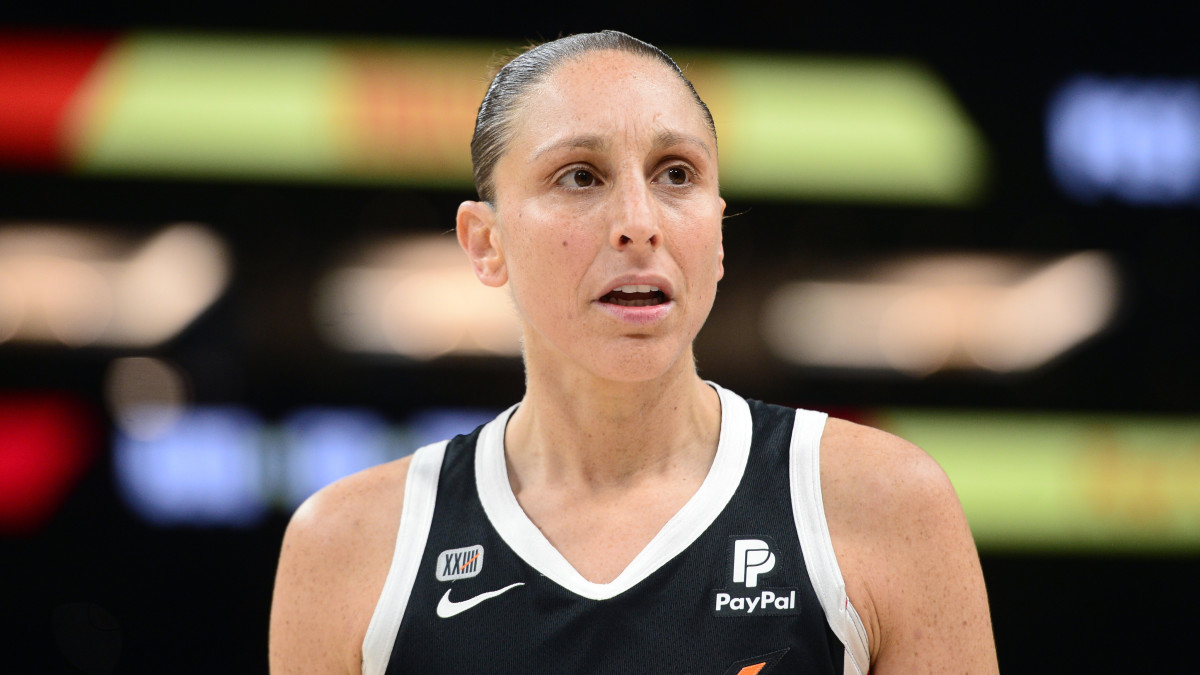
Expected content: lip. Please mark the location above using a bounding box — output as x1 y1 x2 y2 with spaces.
593 273 675 325
594 298 674 325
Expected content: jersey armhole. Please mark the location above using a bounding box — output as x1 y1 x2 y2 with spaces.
788 410 871 675
361 440 447 675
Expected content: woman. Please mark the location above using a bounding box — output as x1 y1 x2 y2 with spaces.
270 31 998 674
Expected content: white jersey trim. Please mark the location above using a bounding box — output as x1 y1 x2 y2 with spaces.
788 410 871 675
476 382 753 601
361 440 447 675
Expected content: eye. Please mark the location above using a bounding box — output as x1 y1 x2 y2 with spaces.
657 165 692 186
557 168 599 188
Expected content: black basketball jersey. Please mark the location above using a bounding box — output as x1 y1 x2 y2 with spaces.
362 384 869 675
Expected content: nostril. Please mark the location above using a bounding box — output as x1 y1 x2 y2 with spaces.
615 232 657 247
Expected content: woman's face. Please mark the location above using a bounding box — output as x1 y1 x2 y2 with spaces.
465 49 725 384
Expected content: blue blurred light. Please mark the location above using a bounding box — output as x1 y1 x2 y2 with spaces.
113 407 266 527
407 408 499 448
281 408 390 509
1048 75 1200 206
111 404 499 527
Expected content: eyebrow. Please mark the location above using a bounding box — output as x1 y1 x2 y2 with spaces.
530 134 608 162
529 130 712 162
651 131 713 159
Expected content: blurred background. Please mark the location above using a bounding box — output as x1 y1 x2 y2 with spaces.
2 2 1197 672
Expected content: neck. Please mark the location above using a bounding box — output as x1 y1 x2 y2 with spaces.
505 346 722 491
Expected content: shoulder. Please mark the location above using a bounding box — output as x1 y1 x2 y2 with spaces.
282 454 415 579
817 418 967 582
269 454 414 675
818 417 998 672
287 452 414 546
819 417 958 523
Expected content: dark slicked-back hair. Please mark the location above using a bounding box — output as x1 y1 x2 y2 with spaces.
470 30 716 202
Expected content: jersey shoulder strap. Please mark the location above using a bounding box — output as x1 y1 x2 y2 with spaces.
788 409 871 675
361 440 447 675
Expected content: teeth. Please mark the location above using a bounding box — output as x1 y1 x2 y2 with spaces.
613 284 660 293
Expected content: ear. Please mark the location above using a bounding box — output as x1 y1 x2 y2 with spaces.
716 197 726 281
457 200 508 287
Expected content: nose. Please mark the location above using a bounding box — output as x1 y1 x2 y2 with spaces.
609 177 661 251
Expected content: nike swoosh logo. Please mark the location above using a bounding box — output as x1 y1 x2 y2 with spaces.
436 582 524 619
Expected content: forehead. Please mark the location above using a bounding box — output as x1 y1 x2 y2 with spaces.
507 50 713 154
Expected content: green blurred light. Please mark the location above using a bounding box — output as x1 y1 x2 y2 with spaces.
880 411 1200 552
75 34 342 179
698 57 986 204
66 33 988 204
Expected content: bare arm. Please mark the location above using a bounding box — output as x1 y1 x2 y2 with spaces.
823 420 998 674
269 458 410 675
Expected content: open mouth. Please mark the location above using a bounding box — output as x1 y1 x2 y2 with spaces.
599 284 669 307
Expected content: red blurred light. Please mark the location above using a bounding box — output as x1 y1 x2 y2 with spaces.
0 393 98 534
0 32 114 168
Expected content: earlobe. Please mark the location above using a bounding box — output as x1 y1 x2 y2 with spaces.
456 200 508 287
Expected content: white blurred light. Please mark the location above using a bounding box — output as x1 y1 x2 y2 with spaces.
0 267 21 342
281 408 390 508
104 356 190 440
878 289 961 376
39 257 113 347
0 222 231 348
762 252 1119 374
1048 76 1200 205
965 252 1119 371
109 224 231 346
316 236 522 358
113 407 267 527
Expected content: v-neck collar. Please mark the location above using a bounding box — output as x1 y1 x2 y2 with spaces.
474 382 752 600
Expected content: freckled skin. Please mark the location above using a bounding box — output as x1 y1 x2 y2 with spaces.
456 50 727 583
821 419 998 672
268 47 997 675
469 51 724 387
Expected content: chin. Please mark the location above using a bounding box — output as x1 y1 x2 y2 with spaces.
584 339 696 384
522 320 703 385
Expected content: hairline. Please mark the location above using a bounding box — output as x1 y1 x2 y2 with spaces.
472 35 716 203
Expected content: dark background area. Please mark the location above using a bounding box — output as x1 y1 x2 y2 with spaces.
3 2 1198 673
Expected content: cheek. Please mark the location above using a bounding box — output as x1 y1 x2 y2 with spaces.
530 204 598 257
504 213 594 302
540 233 595 292
676 218 724 277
